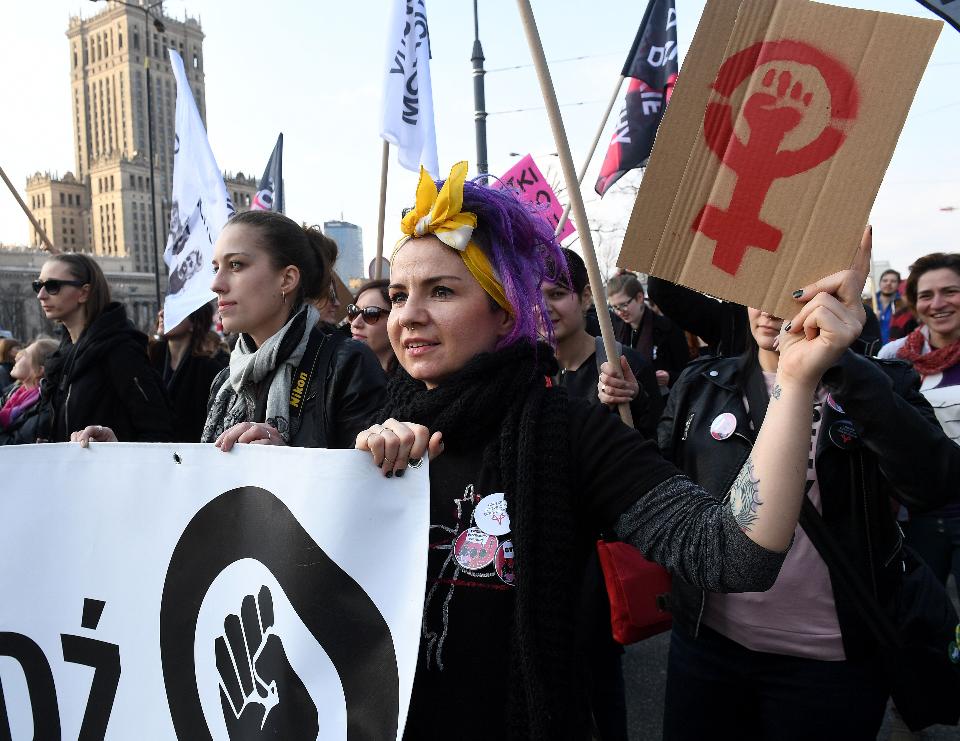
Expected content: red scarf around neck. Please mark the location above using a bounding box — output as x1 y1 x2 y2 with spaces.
896 327 960 377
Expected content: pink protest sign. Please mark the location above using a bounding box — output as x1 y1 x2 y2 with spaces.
496 155 575 241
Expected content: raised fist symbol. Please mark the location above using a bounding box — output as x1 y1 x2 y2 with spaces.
215 585 319 739
743 68 813 136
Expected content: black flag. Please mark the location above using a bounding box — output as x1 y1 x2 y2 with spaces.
251 133 285 213
596 0 678 196
914 0 960 34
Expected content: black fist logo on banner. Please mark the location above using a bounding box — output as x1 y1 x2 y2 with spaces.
161 486 399 740
216 586 318 738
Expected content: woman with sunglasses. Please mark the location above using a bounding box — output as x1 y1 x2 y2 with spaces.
353 163 873 739
34 253 173 442
348 279 397 375
76 211 387 450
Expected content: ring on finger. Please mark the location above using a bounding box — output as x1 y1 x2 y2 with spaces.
365 432 379 449
384 457 395 467
265 427 272 440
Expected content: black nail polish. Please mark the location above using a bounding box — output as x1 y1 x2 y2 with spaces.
409 457 422 468
792 289 803 299
386 470 393 479
396 469 405 478
784 321 792 332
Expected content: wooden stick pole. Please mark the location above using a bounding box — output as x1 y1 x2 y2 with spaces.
554 74 624 237
516 0 632 426
0 164 58 254
374 140 390 280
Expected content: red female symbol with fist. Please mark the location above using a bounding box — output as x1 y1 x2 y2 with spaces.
694 40 859 275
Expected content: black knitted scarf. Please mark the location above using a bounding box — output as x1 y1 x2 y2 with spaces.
380 342 591 740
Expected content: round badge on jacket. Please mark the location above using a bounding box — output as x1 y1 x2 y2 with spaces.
710 412 737 441
828 420 860 449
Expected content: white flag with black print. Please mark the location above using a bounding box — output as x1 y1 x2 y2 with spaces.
380 0 440 177
163 49 231 332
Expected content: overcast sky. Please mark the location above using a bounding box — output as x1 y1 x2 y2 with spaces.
1 0 957 278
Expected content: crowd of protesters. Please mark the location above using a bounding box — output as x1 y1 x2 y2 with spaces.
2 163 959 740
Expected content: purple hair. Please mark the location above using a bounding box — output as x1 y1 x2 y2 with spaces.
437 177 568 349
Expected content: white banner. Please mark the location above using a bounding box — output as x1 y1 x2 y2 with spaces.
380 0 439 177
0 443 429 739
163 50 232 332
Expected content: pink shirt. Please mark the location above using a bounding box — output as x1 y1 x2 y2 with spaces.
702 372 845 661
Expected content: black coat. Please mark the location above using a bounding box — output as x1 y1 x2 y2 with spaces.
0 384 48 445
612 307 690 388
39 303 174 442
554 342 664 440
658 349 959 660
149 342 228 443
207 330 386 449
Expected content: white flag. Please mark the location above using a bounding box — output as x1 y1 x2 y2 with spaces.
163 50 231 332
380 0 440 177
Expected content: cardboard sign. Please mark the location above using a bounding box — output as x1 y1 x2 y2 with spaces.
0 443 429 739
618 0 941 319
497 154 576 241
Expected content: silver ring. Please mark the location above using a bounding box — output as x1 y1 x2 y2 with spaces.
384 458 395 466
97 425 103 432
366 432 378 448
266 427 272 440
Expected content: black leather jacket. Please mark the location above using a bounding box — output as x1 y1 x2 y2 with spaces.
208 330 386 449
658 349 959 660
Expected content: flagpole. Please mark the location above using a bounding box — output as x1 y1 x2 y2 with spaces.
0 164 59 254
374 140 390 280
515 0 632 426
554 75 624 237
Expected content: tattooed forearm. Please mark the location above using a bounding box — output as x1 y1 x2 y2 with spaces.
728 457 762 532
771 384 782 400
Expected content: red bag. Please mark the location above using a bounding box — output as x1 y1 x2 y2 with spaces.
596 540 673 644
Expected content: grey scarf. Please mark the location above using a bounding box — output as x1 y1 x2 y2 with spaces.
201 304 321 443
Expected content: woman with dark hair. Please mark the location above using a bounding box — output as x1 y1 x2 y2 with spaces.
148 301 227 443
543 248 661 438
78 211 386 449
658 248 958 739
33 253 173 442
348 279 397 375
0 338 58 445
879 252 960 588
352 162 877 739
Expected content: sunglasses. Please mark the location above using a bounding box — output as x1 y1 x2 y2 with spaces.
346 304 389 324
33 279 86 295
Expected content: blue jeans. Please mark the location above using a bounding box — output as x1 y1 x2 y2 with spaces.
905 513 960 588
663 624 888 741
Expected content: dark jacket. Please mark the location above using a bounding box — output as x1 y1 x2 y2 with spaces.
658 349 959 660
554 341 664 440
612 307 689 388
0 384 48 445
648 276 883 358
207 329 386 449
149 342 228 443
39 303 174 442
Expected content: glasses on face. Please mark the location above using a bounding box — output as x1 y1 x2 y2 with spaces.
609 296 637 313
346 304 389 324
33 279 86 296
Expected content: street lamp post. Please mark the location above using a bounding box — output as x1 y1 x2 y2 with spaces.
91 0 166 312
471 0 489 183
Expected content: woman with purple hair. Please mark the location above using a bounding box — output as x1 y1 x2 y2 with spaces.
356 162 870 739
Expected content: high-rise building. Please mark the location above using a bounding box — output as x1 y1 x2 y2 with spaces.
23 2 250 275
324 220 365 288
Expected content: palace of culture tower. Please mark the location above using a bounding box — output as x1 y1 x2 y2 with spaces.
23 1 255 275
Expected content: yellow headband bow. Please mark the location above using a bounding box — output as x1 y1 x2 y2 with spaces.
393 161 512 316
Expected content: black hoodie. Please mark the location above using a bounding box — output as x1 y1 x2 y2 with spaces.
40 302 173 442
